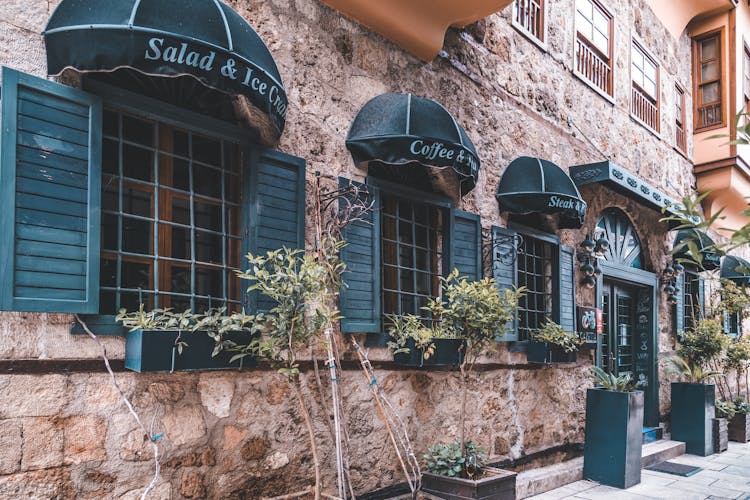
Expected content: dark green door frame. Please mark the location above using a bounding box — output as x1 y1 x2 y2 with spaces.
596 261 660 427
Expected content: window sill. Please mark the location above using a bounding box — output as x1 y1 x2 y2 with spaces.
511 22 547 52
572 69 615 105
695 122 726 134
673 144 690 162
70 315 127 336
629 112 661 140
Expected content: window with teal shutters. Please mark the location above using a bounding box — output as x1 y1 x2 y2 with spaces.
450 210 482 281
245 148 306 313
0 67 102 313
339 179 381 334
558 245 576 334
492 226 519 341
674 272 685 335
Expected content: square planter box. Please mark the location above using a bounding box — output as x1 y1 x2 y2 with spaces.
713 418 728 453
526 341 577 364
392 338 465 367
728 413 750 443
125 329 256 373
421 467 516 500
670 383 715 456
583 388 644 489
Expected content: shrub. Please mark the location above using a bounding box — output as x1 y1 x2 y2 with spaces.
424 441 487 479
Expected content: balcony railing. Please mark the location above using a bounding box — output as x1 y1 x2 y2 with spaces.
631 86 659 132
697 103 722 129
675 122 686 152
575 38 611 96
514 0 543 41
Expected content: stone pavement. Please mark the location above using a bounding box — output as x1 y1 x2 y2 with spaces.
528 441 750 500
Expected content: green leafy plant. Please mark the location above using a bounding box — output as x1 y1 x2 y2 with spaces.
386 314 457 360
590 366 641 392
666 355 723 384
424 441 487 479
734 398 750 415
715 399 737 420
116 304 194 331
719 279 750 318
531 319 583 353
677 318 728 368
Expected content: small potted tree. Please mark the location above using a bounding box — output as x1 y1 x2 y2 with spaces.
389 270 523 499
526 319 582 364
667 354 723 456
583 366 643 489
729 398 750 442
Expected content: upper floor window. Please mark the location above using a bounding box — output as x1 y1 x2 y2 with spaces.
693 31 723 130
513 0 545 46
744 44 750 111
631 40 659 132
575 0 613 97
675 85 687 153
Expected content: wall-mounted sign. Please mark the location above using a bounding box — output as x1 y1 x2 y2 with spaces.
578 306 602 344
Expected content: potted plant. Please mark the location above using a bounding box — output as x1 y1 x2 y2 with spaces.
729 397 750 443
118 306 256 372
526 319 582 364
387 314 465 367
713 399 734 453
667 355 723 456
583 366 643 489
389 270 523 499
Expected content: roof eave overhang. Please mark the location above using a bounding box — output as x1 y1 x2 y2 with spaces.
695 156 750 233
317 0 514 61
643 0 735 40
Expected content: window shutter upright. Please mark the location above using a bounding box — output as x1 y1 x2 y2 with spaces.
674 273 684 335
698 276 706 320
492 226 519 341
449 210 482 281
245 148 306 312
339 178 381 334
0 68 102 313
558 245 577 333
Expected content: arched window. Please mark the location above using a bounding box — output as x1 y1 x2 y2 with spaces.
594 208 643 269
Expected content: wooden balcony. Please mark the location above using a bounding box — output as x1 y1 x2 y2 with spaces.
514 0 543 41
575 38 612 97
676 123 686 153
631 86 659 132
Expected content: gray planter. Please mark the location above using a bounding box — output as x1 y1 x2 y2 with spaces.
421 467 517 500
713 418 728 453
728 413 750 442
583 388 644 489
670 383 715 456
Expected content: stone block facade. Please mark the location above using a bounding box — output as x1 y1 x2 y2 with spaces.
0 0 745 498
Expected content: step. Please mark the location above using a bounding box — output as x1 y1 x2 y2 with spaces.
516 456 583 499
641 439 686 468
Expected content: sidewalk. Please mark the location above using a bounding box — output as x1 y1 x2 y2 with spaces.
528 441 750 500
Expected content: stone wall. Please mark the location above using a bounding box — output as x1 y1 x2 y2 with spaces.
0 0 743 498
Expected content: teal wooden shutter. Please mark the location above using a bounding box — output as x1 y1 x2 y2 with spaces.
674 273 684 336
0 68 102 313
339 178 381 334
723 311 732 336
245 148 305 312
449 210 482 281
698 276 706 320
492 226 519 341
558 245 576 333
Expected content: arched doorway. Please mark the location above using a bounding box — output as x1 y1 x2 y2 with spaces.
594 208 660 428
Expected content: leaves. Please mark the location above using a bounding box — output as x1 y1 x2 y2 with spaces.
423 441 487 479
665 355 723 384
590 365 641 392
531 319 583 353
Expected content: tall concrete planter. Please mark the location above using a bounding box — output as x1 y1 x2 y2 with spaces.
670 382 715 456
583 388 644 489
728 413 750 442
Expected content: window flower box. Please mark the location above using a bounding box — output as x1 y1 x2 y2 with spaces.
526 341 577 364
421 466 517 500
392 338 465 368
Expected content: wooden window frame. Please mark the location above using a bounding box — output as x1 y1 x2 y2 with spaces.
512 0 546 49
630 37 660 134
675 84 687 154
693 28 725 132
573 0 615 100
743 41 750 111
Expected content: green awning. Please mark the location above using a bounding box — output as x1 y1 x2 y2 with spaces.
674 228 722 271
721 255 750 285
346 93 480 195
44 0 287 135
496 156 587 229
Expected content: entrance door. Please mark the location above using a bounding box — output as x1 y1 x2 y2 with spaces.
600 282 637 379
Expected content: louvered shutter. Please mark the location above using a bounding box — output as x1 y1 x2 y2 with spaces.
245 148 306 312
450 210 482 281
674 273 685 336
558 245 576 333
0 68 102 313
492 226 519 341
339 178 381 334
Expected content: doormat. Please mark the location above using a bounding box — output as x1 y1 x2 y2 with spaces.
646 461 702 477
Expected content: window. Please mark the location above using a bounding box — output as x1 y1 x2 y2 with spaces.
575 0 613 97
744 44 750 111
693 31 723 129
683 271 701 331
727 311 742 338
631 41 659 132
513 0 545 45
675 85 687 153
100 110 242 313
516 234 554 341
381 194 445 323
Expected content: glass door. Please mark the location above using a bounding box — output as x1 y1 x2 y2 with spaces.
600 281 635 378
